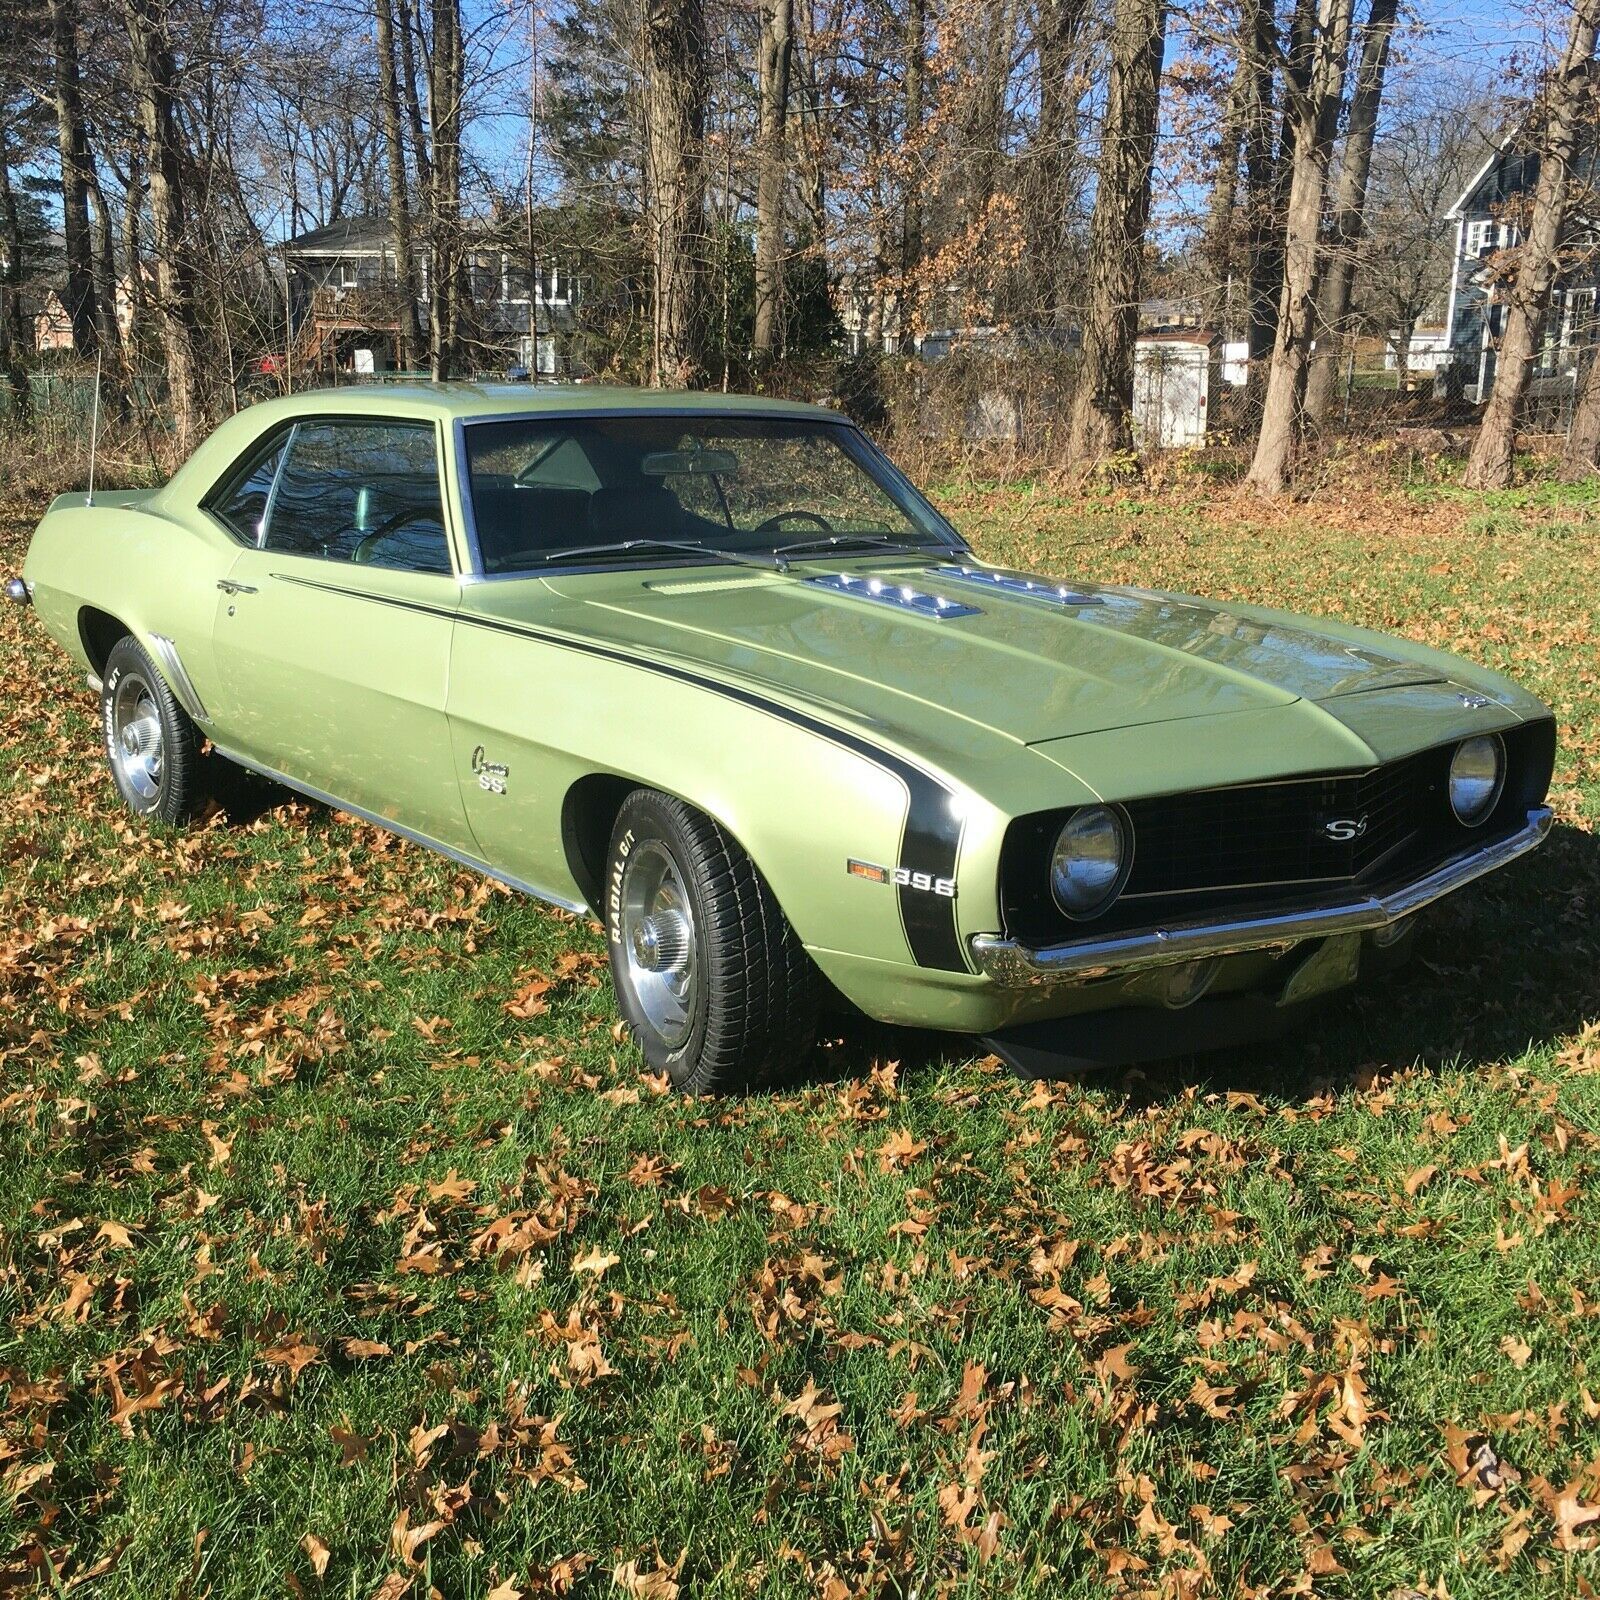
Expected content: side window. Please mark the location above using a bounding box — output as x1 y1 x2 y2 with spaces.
263 421 452 574
209 431 291 544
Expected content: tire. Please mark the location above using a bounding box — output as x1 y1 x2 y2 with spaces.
100 635 207 824
605 789 821 1094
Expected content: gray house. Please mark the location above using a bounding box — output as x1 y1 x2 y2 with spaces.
1443 139 1600 402
280 214 582 376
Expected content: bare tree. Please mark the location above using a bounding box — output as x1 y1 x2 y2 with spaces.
428 0 464 378
123 0 201 448
1245 0 1353 496
50 0 99 355
375 0 425 368
642 0 708 384
1029 0 1092 328
0 128 30 421
1066 0 1166 463
1302 0 1397 429
1464 0 1600 489
752 0 792 364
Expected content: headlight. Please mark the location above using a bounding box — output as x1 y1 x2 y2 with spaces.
1050 805 1131 918
1448 734 1505 826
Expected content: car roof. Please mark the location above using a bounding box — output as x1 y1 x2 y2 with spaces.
247 382 842 425
156 384 851 508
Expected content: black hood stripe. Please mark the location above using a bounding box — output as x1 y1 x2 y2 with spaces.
265 571 970 971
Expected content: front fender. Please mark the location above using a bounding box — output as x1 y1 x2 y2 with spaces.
445 615 1028 978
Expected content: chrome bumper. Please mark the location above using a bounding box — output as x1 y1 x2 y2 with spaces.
970 806 1553 988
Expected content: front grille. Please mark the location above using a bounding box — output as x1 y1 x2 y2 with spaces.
999 720 1556 945
1121 747 1439 897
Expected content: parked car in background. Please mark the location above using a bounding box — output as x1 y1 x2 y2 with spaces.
10 386 1555 1088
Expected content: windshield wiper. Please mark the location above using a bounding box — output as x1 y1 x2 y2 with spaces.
531 537 782 572
773 533 950 564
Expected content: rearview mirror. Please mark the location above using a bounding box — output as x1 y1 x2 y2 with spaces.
640 449 739 477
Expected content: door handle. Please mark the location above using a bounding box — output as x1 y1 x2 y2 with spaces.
217 579 258 595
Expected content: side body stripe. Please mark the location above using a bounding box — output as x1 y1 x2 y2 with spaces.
265 571 971 971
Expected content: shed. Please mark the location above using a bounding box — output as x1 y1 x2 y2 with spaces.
1133 331 1222 450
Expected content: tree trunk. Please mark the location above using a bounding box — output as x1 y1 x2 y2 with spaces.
1066 0 1166 465
0 134 30 423
86 170 122 364
375 0 425 368
752 0 792 364
1245 0 1354 496
124 0 201 451
1201 0 1259 336
792 15 827 254
642 0 708 386
1303 0 1398 431
395 0 434 201
121 149 148 344
1246 0 1306 410
897 0 925 353
428 0 464 379
1032 0 1092 328
1464 0 1600 490
51 0 99 356
1561 340 1600 478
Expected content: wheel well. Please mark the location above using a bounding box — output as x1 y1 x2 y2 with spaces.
561 773 641 912
78 607 129 675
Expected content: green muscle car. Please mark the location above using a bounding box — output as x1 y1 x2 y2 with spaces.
9 385 1555 1087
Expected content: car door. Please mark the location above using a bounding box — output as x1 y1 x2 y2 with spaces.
207 416 474 853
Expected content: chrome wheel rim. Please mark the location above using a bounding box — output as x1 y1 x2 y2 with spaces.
110 673 163 804
619 840 697 1048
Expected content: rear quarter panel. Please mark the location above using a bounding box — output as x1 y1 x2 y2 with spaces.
23 496 233 702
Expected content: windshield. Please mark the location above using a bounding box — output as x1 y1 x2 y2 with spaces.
461 415 960 575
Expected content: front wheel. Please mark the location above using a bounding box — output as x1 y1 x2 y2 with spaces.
101 636 207 824
605 790 821 1094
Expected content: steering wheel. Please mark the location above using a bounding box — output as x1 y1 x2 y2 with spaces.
755 509 833 535
351 505 437 563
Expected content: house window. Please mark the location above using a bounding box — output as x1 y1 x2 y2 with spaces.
1465 220 1495 256
1568 288 1597 348
337 261 359 290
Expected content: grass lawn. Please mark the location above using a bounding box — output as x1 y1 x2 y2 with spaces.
3 452 1600 1598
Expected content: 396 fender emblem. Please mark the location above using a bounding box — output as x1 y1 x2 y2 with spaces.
847 858 956 897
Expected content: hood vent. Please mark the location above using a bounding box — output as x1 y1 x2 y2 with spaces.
932 564 1105 608
807 571 981 619
644 574 784 595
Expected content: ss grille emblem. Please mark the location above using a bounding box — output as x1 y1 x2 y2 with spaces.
1320 815 1369 842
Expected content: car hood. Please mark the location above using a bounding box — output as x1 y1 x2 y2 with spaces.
522 563 1451 745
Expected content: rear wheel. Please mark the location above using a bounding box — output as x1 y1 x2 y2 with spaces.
605 789 821 1094
100 636 207 824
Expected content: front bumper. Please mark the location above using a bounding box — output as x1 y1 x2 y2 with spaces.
970 805 1553 988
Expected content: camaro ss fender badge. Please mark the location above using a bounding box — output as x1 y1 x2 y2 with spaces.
848 858 956 898
470 746 509 794
1459 692 1493 710
1320 815 1370 842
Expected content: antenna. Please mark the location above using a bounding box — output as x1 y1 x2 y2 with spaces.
86 350 102 507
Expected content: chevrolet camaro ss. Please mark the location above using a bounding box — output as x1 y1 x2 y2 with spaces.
10 386 1555 1088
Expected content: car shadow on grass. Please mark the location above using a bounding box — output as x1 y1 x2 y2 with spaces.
806 820 1600 1108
